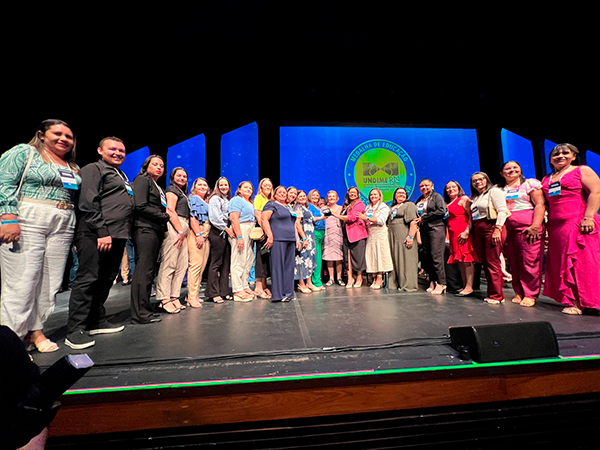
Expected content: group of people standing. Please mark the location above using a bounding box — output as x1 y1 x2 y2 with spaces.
1 120 599 354
416 145 600 316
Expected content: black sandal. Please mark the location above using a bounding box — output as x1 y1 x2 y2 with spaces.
158 299 180 314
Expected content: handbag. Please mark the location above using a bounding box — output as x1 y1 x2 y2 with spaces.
249 226 264 240
487 188 511 220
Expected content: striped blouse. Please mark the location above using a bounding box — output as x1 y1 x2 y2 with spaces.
0 144 81 216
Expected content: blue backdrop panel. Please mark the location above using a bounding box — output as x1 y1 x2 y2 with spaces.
280 126 480 203
221 122 259 191
501 129 536 179
167 134 206 190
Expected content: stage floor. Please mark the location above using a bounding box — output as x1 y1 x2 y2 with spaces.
33 280 600 391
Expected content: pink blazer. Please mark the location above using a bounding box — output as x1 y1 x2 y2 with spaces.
345 200 368 243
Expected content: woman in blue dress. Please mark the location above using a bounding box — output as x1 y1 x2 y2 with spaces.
262 186 301 302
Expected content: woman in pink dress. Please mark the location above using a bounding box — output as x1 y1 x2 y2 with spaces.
499 161 545 308
331 186 368 288
542 143 600 315
444 181 478 296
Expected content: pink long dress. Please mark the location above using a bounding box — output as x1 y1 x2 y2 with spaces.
542 166 600 309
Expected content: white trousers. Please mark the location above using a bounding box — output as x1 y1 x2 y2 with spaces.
155 217 189 301
228 222 255 293
0 201 75 339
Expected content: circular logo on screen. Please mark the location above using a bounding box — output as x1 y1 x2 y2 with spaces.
344 139 416 203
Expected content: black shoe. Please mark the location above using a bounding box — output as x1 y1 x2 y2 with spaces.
131 317 162 324
65 330 95 350
89 321 125 336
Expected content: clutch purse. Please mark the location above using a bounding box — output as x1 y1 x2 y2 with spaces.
249 226 264 240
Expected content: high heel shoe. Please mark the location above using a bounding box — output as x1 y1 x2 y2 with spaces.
431 284 447 295
346 279 354 289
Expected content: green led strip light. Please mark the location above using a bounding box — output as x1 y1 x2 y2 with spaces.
64 355 600 396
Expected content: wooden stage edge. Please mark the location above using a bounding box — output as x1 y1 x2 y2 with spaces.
49 355 600 437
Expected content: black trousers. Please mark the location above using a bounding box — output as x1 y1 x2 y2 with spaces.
206 226 231 298
67 233 126 333
130 227 163 323
420 221 446 285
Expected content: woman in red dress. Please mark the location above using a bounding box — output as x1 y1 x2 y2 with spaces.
444 181 478 296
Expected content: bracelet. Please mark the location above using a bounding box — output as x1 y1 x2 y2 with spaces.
407 235 414 240
302 238 307 241
494 225 503 230
177 230 184 235
1 220 19 225
196 232 203 237
583 217 594 221
236 236 242 239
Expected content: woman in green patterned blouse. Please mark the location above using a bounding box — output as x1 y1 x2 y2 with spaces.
0 119 81 352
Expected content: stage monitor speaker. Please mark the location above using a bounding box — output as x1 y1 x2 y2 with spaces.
448 321 559 363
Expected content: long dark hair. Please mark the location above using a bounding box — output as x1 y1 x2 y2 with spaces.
168 166 189 193
391 187 410 207
207 177 231 202
190 177 211 198
443 180 466 203
470 172 493 198
28 119 78 171
549 143 581 172
138 154 164 177
234 180 254 200
497 161 526 188
342 186 361 210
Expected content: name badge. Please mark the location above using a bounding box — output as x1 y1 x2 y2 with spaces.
471 204 480 220
124 180 134 196
549 181 561 197
506 188 519 200
417 202 425 215
160 191 167 207
58 168 78 190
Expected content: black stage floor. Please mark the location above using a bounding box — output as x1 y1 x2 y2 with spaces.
33 280 600 391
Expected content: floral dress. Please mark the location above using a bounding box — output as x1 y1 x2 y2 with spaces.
294 204 317 280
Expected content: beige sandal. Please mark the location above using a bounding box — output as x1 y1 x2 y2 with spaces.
519 297 536 307
34 339 59 353
562 306 582 315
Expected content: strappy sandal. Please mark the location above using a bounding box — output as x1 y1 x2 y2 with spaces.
337 280 346 286
325 280 334 286
562 306 582 315
484 298 505 305
172 298 186 310
212 296 224 304
519 297 536 307
158 299 180 314
511 295 522 304
34 339 59 353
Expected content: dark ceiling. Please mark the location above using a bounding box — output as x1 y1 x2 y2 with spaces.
2 4 596 167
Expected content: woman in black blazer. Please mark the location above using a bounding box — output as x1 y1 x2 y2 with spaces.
415 178 447 294
130 155 170 324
